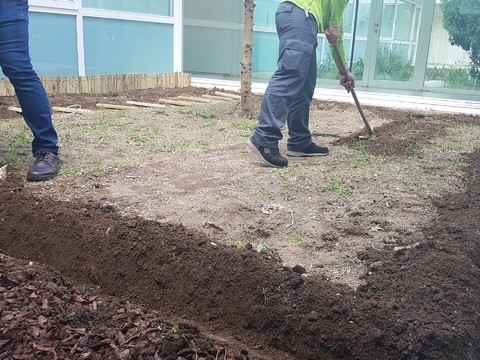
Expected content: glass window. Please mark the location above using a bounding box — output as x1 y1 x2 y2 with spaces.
380 3 395 39
29 12 78 76
413 6 420 41
424 2 479 92
351 40 367 80
82 0 172 17
183 0 242 24
393 1 415 41
252 31 278 73
254 0 281 28
343 2 355 34
183 25 242 76
183 0 243 76
354 3 371 38
83 17 173 75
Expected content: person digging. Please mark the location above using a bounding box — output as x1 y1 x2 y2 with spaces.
247 0 355 168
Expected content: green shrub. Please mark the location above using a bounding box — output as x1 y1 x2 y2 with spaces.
317 55 338 79
441 0 480 83
426 66 479 89
352 57 364 80
374 46 414 81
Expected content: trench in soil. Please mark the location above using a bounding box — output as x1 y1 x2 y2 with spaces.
1 150 480 359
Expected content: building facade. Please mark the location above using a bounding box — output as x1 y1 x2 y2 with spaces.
18 0 480 97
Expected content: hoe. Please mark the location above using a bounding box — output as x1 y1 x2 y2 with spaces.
332 42 374 139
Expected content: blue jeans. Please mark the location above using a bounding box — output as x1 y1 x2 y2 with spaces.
0 0 59 155
251 2 318 151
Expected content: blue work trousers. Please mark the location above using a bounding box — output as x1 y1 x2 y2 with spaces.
0 0 58 155
251 2 318 151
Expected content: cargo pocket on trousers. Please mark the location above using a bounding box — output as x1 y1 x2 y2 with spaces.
277 39 314 77
275 2 294 15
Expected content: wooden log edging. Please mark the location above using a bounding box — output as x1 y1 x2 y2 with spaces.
52 106 94 115
0 72 192 96
96 103 137 110
126 101 167 108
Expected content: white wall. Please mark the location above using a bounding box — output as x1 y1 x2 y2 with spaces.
427 4 471 68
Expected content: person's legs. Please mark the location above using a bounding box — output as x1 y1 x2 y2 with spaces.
250 2 318 150
0 0 59 156
0 0 60 181
285 46 329 157
286 46 317 151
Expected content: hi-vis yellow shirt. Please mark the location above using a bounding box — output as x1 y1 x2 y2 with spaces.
281 0 349 64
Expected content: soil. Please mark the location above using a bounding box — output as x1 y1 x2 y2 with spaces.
0 86 480 360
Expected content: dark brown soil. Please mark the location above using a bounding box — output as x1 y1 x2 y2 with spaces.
1 87 480 360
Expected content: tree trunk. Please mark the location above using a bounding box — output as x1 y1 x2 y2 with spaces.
241 0 255 118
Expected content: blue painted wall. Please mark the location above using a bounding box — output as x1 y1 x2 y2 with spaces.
28 12 78 76
83 17 173 75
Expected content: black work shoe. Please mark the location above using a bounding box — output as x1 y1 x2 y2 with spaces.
247 139 288 168
287 143 329 157
26 151 60 182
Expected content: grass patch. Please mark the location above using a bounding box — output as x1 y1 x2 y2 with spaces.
321 177 352 198
391 133 408 140
295 230 308 247
232 118 257 137
58 165 80 176
1 94 479 212
277 163 312 189
232 237 251 249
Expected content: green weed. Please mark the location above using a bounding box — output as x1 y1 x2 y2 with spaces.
455 161 469 171
256 188 273 196
355 142 371 155
8 128 30 147
233 237 250 249
256 242 270 253
58 165 80 176
391 133 408 140
89 164 103 177
232 118 257 136
0 152 20 163
295 230 307 247
322 177 352 198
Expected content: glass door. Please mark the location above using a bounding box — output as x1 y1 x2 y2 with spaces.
363 0 435 90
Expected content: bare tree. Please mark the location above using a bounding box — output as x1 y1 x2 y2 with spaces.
241 0 255 117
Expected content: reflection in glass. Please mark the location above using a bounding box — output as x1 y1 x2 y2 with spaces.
424 2 479 92
374 0 420 82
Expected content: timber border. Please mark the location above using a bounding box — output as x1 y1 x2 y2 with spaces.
0 72 191 96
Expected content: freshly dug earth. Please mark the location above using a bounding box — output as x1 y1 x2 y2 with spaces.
0 86 480 360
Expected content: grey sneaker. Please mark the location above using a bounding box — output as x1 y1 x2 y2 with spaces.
26 150 60 182
287 143 329 157
247 139 288 168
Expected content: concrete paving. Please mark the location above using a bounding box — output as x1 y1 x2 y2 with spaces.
192 77 480 115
